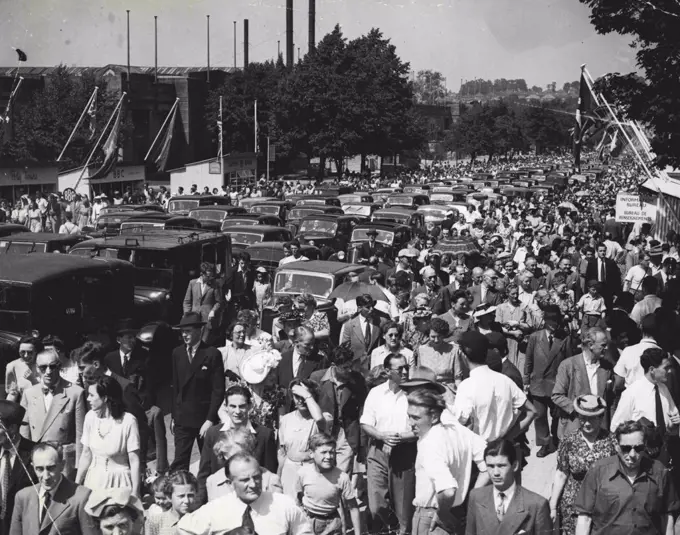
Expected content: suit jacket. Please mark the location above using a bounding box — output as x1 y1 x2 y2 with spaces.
230 269 256 305
584 257 621 297
340 315 386 371
666 355 680 409
603 217 624 243
551 354 614 438
469 284 504 309
465 485 552 535
502 359 524 390
411 284 450 315
276 347 327 391
182 278 224 323
104 348 146 381
310 368 367 453
196 422 277 504
544 269 582 299
357 242 383 261
9 477 97 535
1 437 36 535
20 380 85 456
171 342 225 427
523 329 573 397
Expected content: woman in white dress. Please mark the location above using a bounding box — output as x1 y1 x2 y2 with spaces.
76 375 141 496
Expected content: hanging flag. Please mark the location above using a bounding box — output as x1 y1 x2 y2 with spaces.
89 103 123 180
574 73 596 169
13 48 27 62
146 103 178 171
0 77 24 124
254 100 258 153
87 92 97 140
217 98 223 159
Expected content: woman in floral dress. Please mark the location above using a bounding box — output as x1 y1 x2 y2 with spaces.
295 293 330 355
549 395 616 535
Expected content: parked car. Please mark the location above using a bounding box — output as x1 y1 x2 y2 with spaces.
338 193 374 206
384 193 430 209
188 206 248 231
372 207 425 230
249 200 296 222
341 203 382 218
119 213 202 232
221 225 294 253
244 242 321 278
286 206 344 236
220 214 283 228
348 222 412 263
416 206 459 232
0 232 88 254
99 204 165 216
167 195 232 216
296 197 342 208
239 197 277 211
0 223 36 238
296 215 365 256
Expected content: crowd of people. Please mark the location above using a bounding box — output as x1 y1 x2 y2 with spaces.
2 155 680 535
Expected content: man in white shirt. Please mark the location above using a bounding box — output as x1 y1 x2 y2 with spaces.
178 453 311 535
279 240 309 266
630 277 662 326
407 388 488 535
611 347 680 434
614 314 661 388
623 253 652 295
453 332 537 447
360 354 417 535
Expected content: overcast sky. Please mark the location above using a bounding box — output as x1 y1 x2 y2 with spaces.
0 0 636 89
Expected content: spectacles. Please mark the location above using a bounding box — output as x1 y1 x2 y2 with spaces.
619 444 645 454
38 364 60 372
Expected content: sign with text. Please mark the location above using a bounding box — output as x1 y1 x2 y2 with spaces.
615 192 657 223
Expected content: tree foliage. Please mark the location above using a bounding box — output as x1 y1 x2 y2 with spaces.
412 70 452 105
579 0 680 167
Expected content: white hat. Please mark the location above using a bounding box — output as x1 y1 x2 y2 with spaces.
472 305 497 319
256 267 267 273
398 248 418 258
100 193 108 199
422 266 437 278
239 350 282 385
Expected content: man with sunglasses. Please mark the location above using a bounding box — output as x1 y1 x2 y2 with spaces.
19 349 85 478
573 420 679 535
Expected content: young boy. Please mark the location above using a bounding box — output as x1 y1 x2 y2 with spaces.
294 434 361 535
576 280 606 331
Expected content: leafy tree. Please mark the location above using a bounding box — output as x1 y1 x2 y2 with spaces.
579 0 680 167
412 70 450 104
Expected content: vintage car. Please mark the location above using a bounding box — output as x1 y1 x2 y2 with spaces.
372 207 425 230
93 210 167 235
167 195 232 216
220 214 283 228
249 200 296 222
0 254 135 350
313 185 354 196
296 215 365 256
285 206 344 236
188 206 248 231
500 186 534 200
348 222 412 263
403 185 431 195
99 204 165 217
371 188 401 205
384 193 430 209
342 203 382 219
416 206 459 232
119 213 202 232
0 232 88 254
267 260 365 337
337 193 374 206
69 229 233 323
244 242 321 278
0 224 34 237
429 189 469 205
296 197 342 208
239 197 277 211
221 225 294 253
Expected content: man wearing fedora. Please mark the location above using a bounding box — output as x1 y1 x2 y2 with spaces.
340 294 387 372
170 312 225 471
0 400 36 535
357 229 383 263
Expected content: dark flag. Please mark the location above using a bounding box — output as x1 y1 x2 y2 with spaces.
574 73 595 170
146 103 178 171
89 103 123 180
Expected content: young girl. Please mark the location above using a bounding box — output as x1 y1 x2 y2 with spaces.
294 434 361 535
576 280 606 331
147 475 170 517
145 470 199 535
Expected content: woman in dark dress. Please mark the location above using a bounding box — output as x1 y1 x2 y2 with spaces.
549 395 616 535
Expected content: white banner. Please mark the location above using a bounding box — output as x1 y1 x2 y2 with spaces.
615 192 657 223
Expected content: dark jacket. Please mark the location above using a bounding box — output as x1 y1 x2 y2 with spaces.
171 342 225 427
469 284 505 309
411 284 450 315
277 347 327 412
357 242 383 262
584 257 622 298
1 437 36 535
196 421 277 504
523 329 573 397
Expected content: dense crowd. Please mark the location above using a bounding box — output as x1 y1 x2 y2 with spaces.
1 155 680 535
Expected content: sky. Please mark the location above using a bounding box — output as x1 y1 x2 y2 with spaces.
0 0 638 89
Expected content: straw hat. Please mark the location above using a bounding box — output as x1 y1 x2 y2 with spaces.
573 394 607 417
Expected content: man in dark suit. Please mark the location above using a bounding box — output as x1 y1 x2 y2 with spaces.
170 312 225 471
182 262 224 343
523 307 573 457
0 401 36 535
226 252 256 319
104 320 147 385
276 326 327 393
10 442 97 535
602 209 624 243
356 229 383 263
585 243 621 307
551 327 614 440
469 269 504 309
196 386 277 504
340 294 387 373
466 439 552 535
411 266 450 315
544 255 582 300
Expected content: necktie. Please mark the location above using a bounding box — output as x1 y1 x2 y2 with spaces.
548 333 554 348
122 354 129 376
655 384 667 436
0 451 9 520
242 505 256 533
599 261 605 283
496 492 506 521
364 321 372 351
186 346 193 363
40 491 51 523
41 386 54 395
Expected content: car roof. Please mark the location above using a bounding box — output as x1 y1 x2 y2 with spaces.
300 214 355 221
353 222 408 231
169 195 226 201
71 230 224 250
189 205 244 212
221 225 285 234
374 207 416 214
0 232 85 242
246 241 316 251
0 254 131 284
276 260 364 276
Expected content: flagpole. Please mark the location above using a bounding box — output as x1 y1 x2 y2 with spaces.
74 92 126 191
2 76 23 119
207 15 211 84
144 97 179 161
58 87 98 162
266 136 270 185
254 100 258 154
219 95 224 178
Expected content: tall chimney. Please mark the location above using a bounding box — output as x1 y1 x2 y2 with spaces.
286 0 294 67
244 19 249 67
308 0 315 54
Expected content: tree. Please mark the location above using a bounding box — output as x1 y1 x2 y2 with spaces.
579 0 680 167
412 70 450 104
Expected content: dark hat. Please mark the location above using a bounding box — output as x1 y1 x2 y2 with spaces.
485 332 508 354
173 312 206 329
573 395 606 417
0 400 25 426
486 348 503 372
400 366 446 394
115 318 138 336
412 306 433 319
366 229 378 236
459 331 490 359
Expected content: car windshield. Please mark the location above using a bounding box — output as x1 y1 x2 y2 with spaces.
288 208 322 220
120 222 164 231
251 205 279 215
274 271 334 299
374 213 408 224
430 193 454 203
189 210 226 222
222 219 256 227
299 220 337 234
135 268 173 289
298 199 328 206
168 200 200 213
351 228 394 245
343 205 371 216
0 241 47 254
421 209 449 221
97 217 124 229
224 232 264 245
387 197 413 207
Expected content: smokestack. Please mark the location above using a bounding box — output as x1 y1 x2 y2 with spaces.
286 0 294 67
308 0 315 54
244 19 249 68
